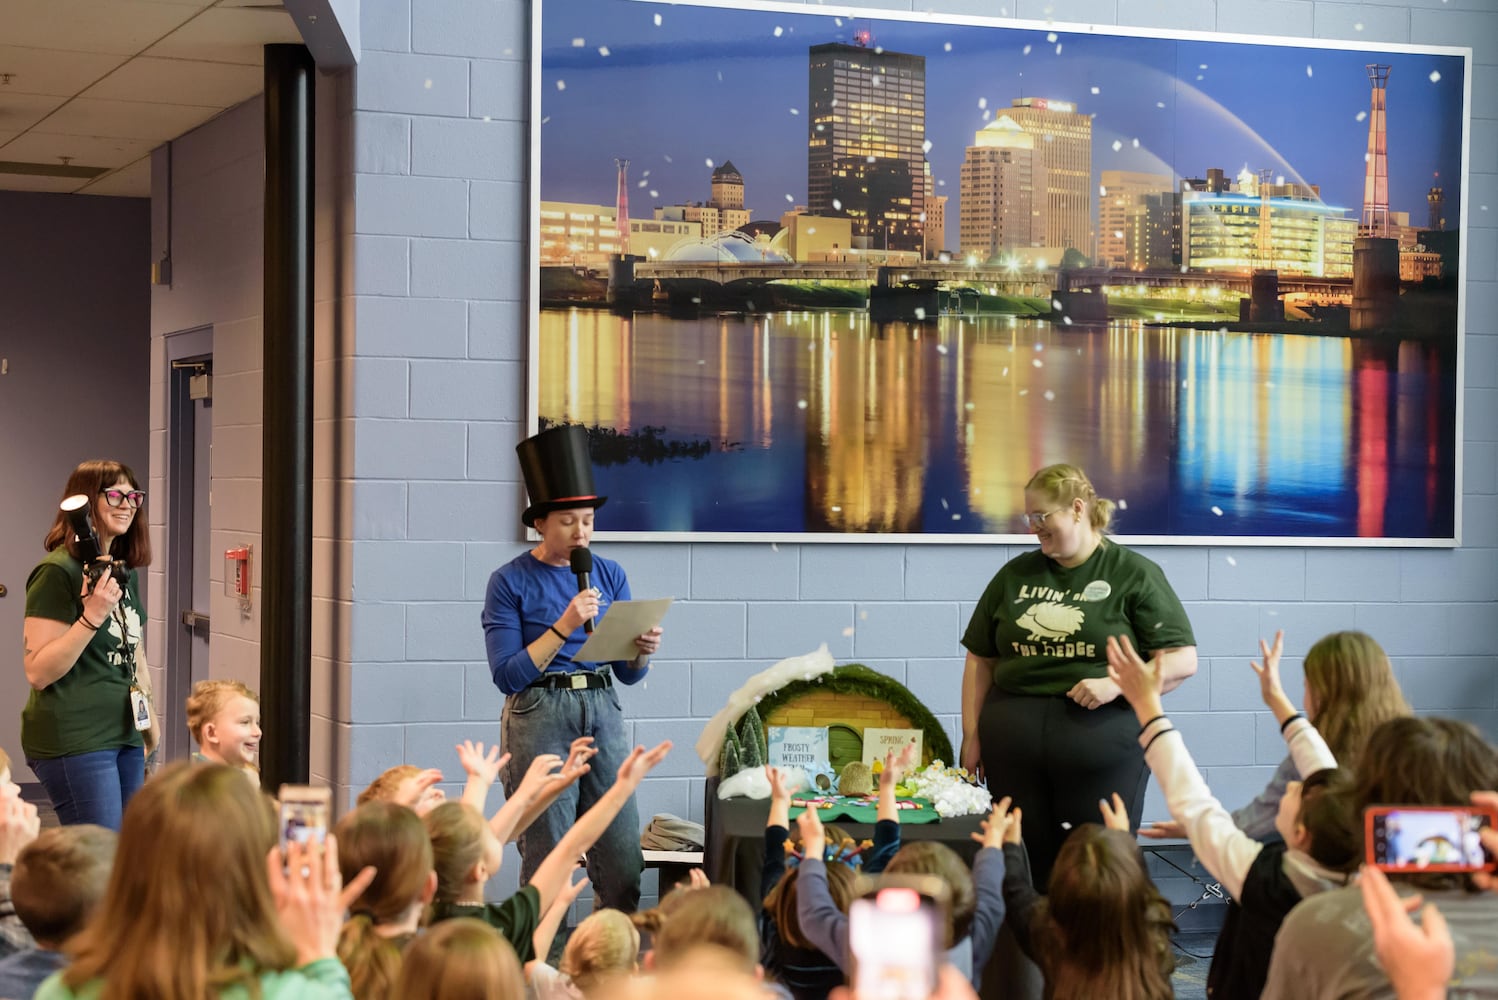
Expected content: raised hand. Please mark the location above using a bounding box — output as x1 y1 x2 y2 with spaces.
0 789 41 865
392 768 445 813
561 736 598 782
1106 634 1166 722
767 765 791 803
1099 792 1131 833
615 740 672 788
1250 630 1298 722
515 754 565 803
686 868 710 890
795 804 827 860
457 740 507 786
972 796 1014 852
267 835 376 967
884 741 920 787
1002 805 1024 846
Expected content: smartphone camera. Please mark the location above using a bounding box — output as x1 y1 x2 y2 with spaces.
849 875 949 1000
1366 805 1497 873
278 785 331 856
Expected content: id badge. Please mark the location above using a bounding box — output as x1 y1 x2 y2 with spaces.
130 686 152 731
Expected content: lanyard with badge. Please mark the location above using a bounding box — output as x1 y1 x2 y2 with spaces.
112 600 151 733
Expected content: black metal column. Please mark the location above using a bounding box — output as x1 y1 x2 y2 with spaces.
261 43 315 789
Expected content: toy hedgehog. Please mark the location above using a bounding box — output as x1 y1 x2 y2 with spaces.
838 761 874 796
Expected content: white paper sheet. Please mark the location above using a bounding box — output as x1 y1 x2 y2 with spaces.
574 597 674 663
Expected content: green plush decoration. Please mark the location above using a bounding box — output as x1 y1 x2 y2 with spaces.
718 722 744 778
737 706 766 768
827 724 863 772
755 664 955 766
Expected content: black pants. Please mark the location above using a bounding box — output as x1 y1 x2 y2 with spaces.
979 690 1147 890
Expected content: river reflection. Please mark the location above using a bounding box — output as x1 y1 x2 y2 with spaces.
537 309 1456 539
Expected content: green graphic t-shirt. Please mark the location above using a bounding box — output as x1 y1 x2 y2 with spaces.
22 548 145 758
961 543 1195 696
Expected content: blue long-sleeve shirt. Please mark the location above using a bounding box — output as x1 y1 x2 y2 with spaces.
481 551 648 696
796 845 1007 991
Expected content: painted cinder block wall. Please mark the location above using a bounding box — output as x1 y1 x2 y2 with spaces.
342 0 1498 901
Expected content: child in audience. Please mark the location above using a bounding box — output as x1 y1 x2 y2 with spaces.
393 918 525 999
1107 631 1360 1000
526 878 621 999
1 748 43 960
759 745 916 1000
333 801 437 1000
35 761 375 1000
1143 630 1410 843
358 764 447 814
186 679 262 781
795 782 1008 990
0 825 116 999
1000 794 1175 1000
425 740 671 962
1261 717 1498 999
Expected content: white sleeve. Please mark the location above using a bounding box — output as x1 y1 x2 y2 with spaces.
526 962 580 1000
1142 727 1262 899
1282 716 1337 777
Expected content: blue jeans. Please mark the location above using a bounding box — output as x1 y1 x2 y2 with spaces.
28 746 145 831
500 681 642 912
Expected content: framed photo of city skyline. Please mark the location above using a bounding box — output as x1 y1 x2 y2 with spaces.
529 0 1471 545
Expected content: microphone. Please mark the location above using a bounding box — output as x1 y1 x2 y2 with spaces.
570 547 595 634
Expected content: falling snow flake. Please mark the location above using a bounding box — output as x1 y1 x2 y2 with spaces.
1430 70 1442 83
1112 140 1123 151
1211 506 1224 517
571 37 585 47
556 80 566 91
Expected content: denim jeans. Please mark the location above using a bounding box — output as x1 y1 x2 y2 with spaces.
28 746 145 831
500 681 642 912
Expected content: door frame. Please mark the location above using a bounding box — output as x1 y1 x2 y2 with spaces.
164 326 213 761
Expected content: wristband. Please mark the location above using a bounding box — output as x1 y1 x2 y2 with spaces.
1137 714 1167 736
1279 712 1305 734
548 625 569 642
78 615 101 632
1142 726 1175 755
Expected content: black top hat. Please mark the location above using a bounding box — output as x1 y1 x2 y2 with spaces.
516 425 607 527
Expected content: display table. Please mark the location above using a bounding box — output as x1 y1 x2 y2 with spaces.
706 790 986 906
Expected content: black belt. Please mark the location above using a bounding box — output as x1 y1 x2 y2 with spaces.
530 671 612 691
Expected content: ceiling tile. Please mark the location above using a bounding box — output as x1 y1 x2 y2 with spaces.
0 92 68 135
84 56 264 107
1 131 158 170
37 97 222 142
0 46 131 97
0 172 84 193
1 0 203 56
145 7 304 65
78 155 152 198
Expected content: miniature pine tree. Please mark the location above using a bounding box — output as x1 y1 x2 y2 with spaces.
737 706 766 769
719 723 744 778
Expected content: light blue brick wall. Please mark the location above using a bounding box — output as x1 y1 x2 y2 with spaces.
342 0 1498 839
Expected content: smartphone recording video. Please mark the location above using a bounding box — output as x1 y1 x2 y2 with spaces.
1366 805 1497 873
278 785 331 855
848 875 949 1000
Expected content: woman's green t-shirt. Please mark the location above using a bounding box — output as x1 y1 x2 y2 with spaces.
22 548 145 758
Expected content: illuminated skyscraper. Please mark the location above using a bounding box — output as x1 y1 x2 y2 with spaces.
922 163 947 259
1005 98 1093 256
959 116 1043 260
1098 170 1174 268
807 40 926 253
1361 64 1391 236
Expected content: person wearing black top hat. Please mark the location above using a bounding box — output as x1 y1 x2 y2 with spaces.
481 425 664 912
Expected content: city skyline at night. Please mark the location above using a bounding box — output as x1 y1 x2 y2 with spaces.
539 0 1468 257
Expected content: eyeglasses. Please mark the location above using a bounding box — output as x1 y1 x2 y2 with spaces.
1022 508 1064 530
101 489 146 509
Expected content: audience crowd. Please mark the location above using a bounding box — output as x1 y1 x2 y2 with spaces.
2 632 1497 1000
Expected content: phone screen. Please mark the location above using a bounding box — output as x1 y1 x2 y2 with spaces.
849 887 942 1000
1367 807 1495 873
278 785 331 855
